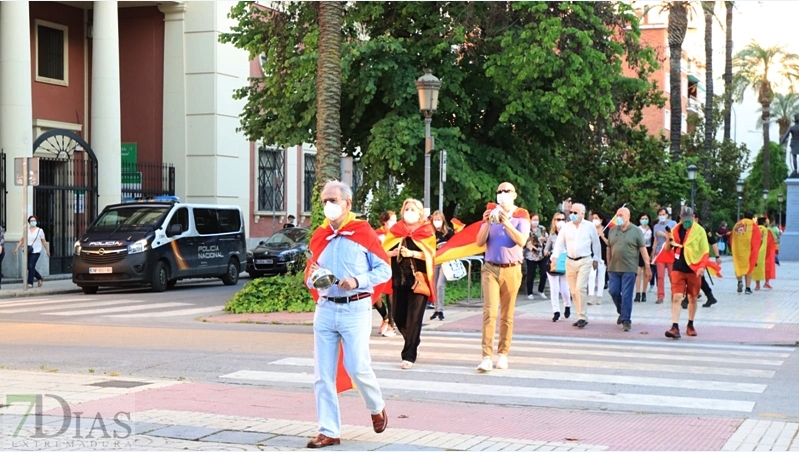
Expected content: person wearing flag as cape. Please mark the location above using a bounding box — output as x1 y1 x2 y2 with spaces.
304 181 391 448
731 211 762 295
383 198 437 369
475 182 531 372
661 207 722 339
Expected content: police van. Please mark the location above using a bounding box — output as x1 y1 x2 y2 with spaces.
72 198 247 294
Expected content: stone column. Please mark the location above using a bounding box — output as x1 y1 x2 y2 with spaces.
159 2 188 202
779 177 799 261
91 1 122 209
0 1 34 278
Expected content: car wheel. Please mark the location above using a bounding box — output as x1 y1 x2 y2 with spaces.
221 258 240 285
151 261 169 292
82 286 99 295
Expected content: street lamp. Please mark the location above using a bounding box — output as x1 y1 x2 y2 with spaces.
415 69 441 217
736 178 744 220
687 163 698 210
778 192 784 228
763 189 769 215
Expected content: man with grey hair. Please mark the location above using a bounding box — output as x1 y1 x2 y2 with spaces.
607 207 651 332
551 202 601 328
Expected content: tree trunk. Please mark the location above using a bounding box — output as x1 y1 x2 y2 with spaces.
668 3 688 218
778 118 790 137
723 1 734 142
702 1 714 222
315 1 344 192
762 100 771 191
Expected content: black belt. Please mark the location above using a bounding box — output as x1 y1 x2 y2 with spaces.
568 255 591 261
487 261 520 268
324 292 372 303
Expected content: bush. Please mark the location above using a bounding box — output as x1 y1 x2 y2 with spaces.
444 278 482 304
225 253 316 314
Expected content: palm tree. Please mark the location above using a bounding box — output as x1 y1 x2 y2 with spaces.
755 93 799 136
733 42 799 190
702 1 714 221
315 1 345 191
722 1 734 142
665 2 691 161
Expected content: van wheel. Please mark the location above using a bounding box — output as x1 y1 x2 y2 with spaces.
82 286 98 295
221 258 240 285
167 279 177 289
151 261 169 292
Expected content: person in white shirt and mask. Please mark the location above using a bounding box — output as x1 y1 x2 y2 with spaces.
551 203 601 328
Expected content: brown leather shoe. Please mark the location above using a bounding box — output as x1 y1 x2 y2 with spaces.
686 324 697 337
371 408 388 433
665 327 681 339
306 434 340 448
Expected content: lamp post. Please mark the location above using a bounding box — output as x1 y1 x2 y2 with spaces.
736 178 744 221
763 189 769 215
687 163 698 210
415 69 441 217
778 192 784 228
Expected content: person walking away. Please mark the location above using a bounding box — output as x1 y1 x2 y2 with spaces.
587 211 609 306
607 207 650 332
524 213 549 300
13 216 49 288
475 182 531 372
383 199 437 369
551 203 600 328
303 181 391 448
770 221 781 266
652 208 676 303
731 211 761 295
689 212 722 308
752 217 776 290
634 212 653 303
663 207 721 339
374 211 398 337
716 221 730 256
0 225 5 288
544 213 571 322
430 210 453 320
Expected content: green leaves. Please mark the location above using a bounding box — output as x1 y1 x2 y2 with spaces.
225 272 316 314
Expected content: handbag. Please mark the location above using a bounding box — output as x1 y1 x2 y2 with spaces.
27 229 40 255
405 239 431 297
442 259 467 281
548 245 567 275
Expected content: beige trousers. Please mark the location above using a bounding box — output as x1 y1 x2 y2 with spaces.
566 257 593 321
481 263 522 358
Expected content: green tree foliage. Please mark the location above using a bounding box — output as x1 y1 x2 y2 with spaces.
221 1 676 224
744 142 788 219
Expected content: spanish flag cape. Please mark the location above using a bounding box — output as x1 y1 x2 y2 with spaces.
655 223 722 277
752 225 776 281
731 218 762 278
382 221 437 302
436 203 531 264
450 218 466 233
304 212 391 393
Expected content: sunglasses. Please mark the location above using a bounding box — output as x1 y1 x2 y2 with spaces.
496 189 514 194
555 217 565 221
569 211 580 215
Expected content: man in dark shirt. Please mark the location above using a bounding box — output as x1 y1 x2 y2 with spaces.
284 215 296 229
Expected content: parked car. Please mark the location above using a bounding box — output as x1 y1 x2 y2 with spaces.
247 227 308 278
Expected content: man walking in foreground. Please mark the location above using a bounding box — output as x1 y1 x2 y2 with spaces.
607 207 651 332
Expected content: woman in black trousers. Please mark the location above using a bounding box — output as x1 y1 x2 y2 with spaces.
524 213 549 299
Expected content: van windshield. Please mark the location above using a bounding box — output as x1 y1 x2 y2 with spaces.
90 206 170 232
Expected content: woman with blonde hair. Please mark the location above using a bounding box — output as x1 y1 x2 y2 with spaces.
383 199 436 369
429 210 453 320
543 212 571 322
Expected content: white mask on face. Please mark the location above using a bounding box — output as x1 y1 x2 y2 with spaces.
556 220 565 231
323 202 343 221
496 192 513 207
387 217 397 229
592 219 601 227
432 220 443 228
403 210 420 224
531 220 539 227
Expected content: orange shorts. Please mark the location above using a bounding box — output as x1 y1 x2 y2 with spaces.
671 270 701 297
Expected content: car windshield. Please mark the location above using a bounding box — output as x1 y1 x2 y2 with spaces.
90 206 170 232
264 229 306 246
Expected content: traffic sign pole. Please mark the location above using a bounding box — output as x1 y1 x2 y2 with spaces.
21 157 28 291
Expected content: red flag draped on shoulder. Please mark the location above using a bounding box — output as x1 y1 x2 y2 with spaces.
383 221 437 301
450 218 466 233
436 203 530 264
303 212 391 393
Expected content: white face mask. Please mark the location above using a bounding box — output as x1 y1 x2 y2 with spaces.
556 220 565 231
432 220 443 228
387 217 397 229
592 219 601 227
403 210 420 224
658 215 667 223
323 202 343 221
531 220 539 227
496 192 513 207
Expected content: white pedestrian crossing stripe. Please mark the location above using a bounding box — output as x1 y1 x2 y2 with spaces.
220 333 790 415
0 296 223 319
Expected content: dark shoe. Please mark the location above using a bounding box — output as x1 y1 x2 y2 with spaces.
665 327 681 339
737 281 743 293
641 293 647 303
616 315 622 325
686 324 697 337
634 293 641 302
438 312 444 321
702 297 717 308
622 321 631 332
430 312 439 321
573 319 587 328
552 311 560 322
655 298 664 304
745 288 753 295
681 298 688 309
372 408 388 433
37 278 44 287
307 434 341 448
564 307 571 318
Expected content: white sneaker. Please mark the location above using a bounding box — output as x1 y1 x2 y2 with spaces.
476 357 493 373
382 327 396 337
538 292 547 300
379 321 389 336
594 296 601 306
527 294 534 299
495 354 508 370
400 360 413 369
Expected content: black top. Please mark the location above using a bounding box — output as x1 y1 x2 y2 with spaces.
435 229 453 245
673 226 692 274
390 238 427 288
592 228 609 264
705 228 717 246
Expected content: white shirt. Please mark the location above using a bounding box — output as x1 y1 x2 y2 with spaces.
27 227 46 254
552 220 601 262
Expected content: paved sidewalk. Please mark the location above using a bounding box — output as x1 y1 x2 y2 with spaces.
0 275 79 299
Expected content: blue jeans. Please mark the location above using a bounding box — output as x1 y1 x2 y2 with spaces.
27 252 42 286
609 271 636 323
313 298 385 438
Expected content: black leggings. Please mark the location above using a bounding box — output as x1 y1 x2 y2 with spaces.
373 294 394 327
391 287 427 363
525 259 548 295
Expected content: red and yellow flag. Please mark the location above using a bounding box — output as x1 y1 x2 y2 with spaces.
731 218 762 278
450 218 466 233
435 204 530 264
671 223 722 277
383 221 437 301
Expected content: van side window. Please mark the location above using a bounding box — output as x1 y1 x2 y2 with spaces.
217 209 242 233
193 208 219 235
168 208 189 234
